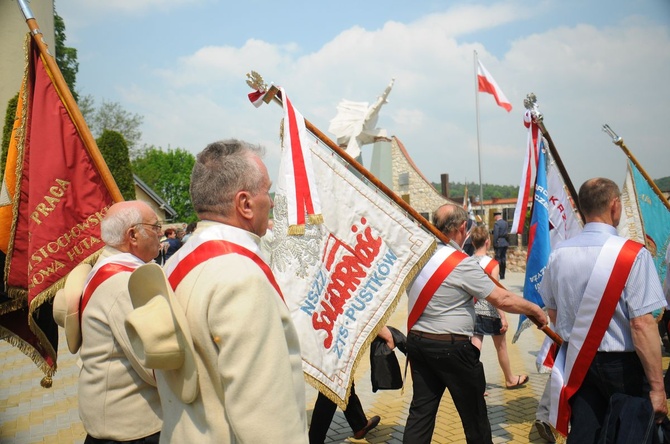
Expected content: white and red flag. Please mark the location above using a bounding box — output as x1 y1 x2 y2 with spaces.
510 111 540 234
279 88 324 235
477 59 512 112
247 89 267 108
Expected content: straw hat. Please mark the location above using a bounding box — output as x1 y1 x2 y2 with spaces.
125 263 198 404
53 263 92 354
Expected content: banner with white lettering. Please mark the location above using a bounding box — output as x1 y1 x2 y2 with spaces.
263 141 435 408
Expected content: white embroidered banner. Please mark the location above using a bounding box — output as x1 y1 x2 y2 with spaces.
263 140 435 408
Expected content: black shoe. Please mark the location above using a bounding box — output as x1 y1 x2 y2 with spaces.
534 420 556 442
353 415 380 439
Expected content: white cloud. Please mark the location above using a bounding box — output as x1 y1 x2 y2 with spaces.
72 1 669 189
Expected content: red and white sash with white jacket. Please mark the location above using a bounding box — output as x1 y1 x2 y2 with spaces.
549 236 643 436
81 252 144 316
408 244 468 331
164 223 284 302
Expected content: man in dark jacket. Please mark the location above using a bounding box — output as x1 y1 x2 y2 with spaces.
492 211 509 279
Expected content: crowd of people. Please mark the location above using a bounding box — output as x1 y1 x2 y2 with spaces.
52 138 669 444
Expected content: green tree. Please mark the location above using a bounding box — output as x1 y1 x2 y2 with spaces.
132 146 196 222
96 130 136 200
432 181 520 200
54 12 79 102
1 94 18 176
81 96 143 156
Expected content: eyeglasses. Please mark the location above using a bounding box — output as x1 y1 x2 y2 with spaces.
134 222 162 233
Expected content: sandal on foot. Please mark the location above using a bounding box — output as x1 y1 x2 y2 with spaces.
506 375 529 389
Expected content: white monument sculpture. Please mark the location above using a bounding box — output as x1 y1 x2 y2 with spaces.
328 79 395 159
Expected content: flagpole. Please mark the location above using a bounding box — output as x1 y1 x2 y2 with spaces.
15 0 123 203
474 51 485 217
250 77 562 346
524 94 583 220
603 124 670 211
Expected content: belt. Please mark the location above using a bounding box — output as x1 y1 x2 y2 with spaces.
409 330 470 343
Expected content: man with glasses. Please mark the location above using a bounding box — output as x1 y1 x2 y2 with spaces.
77 201 164 443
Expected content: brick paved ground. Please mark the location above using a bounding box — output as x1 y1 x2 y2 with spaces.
1 271 668 443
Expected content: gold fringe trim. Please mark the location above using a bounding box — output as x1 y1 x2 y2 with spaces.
0 324 56 378
26 250 102 369
3 34 30 290
303 238 437 409
288 224 305 236
0 296 27 316
307 213 324 225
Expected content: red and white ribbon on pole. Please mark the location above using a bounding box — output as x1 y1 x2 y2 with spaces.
248 89 267 108
510 111 540 234
280 88 323 234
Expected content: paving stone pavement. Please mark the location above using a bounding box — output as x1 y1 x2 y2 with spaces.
1 270 668 443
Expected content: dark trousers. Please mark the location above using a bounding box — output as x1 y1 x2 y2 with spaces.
494 246 507 278
309 383 367 444
84 431 160 444
567 351 646 444
403 335 492 444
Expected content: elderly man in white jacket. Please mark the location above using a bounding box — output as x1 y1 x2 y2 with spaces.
78 201 163 443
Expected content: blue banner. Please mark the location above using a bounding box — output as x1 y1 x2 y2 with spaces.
630 160 670 284
514 142 551 341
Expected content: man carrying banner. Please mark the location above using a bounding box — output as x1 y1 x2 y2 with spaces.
540 178 667 442
404 204 546 444
159 140 308 443
77 201 163 443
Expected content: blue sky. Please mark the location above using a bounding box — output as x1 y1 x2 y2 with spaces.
53 0 670 192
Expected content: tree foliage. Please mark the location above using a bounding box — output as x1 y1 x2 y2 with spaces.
132 146 196 222
82 96 144 156
434 181 520 201
1 94 18 176
655 176 670 192
97 130 136 200
54 13 79 102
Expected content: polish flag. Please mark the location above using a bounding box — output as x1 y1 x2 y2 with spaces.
477 60 512 112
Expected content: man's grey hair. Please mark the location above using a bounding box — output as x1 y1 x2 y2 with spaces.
432 204 468 236
190 139 265 216
101 206 144 247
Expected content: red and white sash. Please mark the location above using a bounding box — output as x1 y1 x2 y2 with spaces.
477 256 498 276
549 237 643 436
408 244 468 330
164 224 284 303
80 252 144 318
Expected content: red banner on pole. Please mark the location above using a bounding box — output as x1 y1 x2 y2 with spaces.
0 36 116 382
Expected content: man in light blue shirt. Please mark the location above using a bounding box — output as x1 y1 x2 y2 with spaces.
539 177 667 443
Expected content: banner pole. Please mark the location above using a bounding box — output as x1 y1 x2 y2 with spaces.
603 124 670 212
15 0 123 203
524 94 583 221
474 50 485 217
257 83 560 345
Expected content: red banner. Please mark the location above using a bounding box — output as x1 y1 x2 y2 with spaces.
0 36 116 380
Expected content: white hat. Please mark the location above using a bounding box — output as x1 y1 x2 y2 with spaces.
52 263 92 354
125 263 199 404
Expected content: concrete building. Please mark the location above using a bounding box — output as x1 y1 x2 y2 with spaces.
369 136 458 222
368 135 528 233
0 0 55 113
